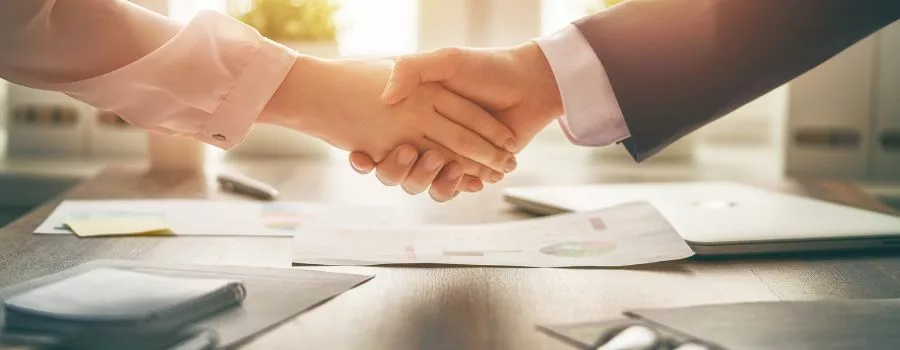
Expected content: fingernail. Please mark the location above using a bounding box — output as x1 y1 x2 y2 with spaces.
504 158 517 173
467 179 484 191
489 172 503 183
424 153 443 171
504 138 518 152
444 164 463 180
397 148 416 166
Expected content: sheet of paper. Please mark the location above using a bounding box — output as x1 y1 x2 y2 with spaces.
0 260 374 348
293 202 695 267
65 217 172 237
36 200 404 237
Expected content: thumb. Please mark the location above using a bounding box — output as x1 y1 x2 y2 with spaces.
380 59 419 105
380 48 464 105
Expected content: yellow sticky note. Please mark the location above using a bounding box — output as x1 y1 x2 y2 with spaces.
65 217 172 237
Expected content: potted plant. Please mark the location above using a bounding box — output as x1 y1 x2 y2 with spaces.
227 0 340 158
233 0 340 57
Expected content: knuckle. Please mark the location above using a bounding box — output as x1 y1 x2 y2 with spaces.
437 47 464 61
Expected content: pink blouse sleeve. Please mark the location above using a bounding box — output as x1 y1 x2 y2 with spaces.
0 0 296 149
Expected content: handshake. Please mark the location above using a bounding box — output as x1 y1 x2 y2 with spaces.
262 42 566 202
358 43 565 202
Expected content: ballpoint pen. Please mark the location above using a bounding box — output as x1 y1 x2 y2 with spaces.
596 325 660 350
673 343 711 350
216 172 279 201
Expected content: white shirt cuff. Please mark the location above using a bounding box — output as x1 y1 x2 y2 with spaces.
535 25 630 146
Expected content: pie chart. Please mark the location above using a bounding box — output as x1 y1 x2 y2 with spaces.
540 241 617 257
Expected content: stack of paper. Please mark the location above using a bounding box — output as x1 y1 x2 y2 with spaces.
36 200 403 237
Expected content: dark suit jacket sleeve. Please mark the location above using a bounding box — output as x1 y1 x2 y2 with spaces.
573 0 900 162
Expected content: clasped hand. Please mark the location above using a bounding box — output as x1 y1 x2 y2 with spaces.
348 42 564 202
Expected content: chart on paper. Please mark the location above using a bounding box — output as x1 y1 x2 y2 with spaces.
293 202 696 267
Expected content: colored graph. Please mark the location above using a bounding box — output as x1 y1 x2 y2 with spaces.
443 249 522 257
539 241 617 257
260 204 310 232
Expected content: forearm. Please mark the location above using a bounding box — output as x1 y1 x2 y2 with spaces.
575 0 900 161
0 1 296 149
259 56 380 143
0 0 180 85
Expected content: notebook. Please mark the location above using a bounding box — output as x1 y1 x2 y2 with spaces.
3 268 245 334
0 260 374 349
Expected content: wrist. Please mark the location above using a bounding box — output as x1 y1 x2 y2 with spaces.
511 41 564 120
258 55 325 134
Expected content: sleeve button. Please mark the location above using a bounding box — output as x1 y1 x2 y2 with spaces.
212 133 227 142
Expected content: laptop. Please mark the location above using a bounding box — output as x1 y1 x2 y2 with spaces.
503 182 900 255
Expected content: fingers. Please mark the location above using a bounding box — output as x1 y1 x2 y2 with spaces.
430 173 482 201
428 162 465 202
348 151 377 174
460 176 484 193
423 111 517 176
433 87 518 153
349 142 492 201
379 139 499 198
381 48 465 104
373 145 419 186
401 150 448 195
421 137 505 184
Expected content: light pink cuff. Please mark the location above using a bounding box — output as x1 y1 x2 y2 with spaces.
39 11 296 150
199 37 295 149
535 25 630 147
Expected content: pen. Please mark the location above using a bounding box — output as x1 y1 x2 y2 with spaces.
216 172 279 201
596 325 660 350
673 342 711 350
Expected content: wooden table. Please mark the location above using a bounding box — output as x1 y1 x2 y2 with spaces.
1 147 899 350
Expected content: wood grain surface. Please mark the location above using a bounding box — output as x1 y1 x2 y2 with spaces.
1 148 898 350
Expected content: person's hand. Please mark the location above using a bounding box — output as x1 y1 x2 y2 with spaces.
349 42 564 201
259 56 519 187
